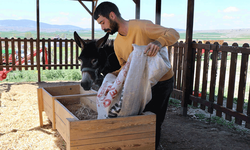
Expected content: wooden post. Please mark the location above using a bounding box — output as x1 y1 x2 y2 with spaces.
36 0 41 82
181 0 195 116
155 0 161 25
37 88 44 127
235 43 249 125
134 0 140 19
92 1 95 40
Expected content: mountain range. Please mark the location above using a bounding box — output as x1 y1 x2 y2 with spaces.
0 19 185 32
0 19 85 32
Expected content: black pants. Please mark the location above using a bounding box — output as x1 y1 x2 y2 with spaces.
143 76 174 149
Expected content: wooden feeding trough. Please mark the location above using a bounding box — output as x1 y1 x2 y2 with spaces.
37 84 156 150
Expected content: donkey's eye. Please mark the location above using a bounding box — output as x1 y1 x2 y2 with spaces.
91 59 98 65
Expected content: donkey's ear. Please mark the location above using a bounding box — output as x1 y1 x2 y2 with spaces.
74 31 85 49
96 32 109 49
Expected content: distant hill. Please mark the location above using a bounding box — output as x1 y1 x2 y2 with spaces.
0 19 85 32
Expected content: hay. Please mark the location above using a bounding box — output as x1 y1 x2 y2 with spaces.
73 104 97 120
0 83 66 150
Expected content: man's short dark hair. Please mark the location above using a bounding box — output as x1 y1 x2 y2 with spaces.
94 1 121 20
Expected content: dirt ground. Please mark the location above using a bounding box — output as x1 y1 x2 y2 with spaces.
0 82 249 150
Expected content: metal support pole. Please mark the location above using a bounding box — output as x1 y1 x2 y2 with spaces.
135 0 140 19
155 0 161 25
36 0 41 82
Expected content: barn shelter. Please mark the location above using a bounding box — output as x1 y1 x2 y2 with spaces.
0 0 250 131
35 0 195 101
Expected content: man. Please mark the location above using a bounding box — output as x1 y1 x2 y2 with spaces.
94 1 180 149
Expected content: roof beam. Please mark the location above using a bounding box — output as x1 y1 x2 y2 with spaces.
78 0 92 15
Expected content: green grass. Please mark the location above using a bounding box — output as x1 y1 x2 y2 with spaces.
0 68 82 83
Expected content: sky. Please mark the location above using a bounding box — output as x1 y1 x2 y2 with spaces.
0 0 250 31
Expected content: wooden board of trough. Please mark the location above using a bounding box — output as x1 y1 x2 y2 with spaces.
37 84 156 150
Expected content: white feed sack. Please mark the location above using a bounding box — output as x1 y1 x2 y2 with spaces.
96 44 171 119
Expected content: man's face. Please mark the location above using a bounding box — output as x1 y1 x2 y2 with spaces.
96 15 118 35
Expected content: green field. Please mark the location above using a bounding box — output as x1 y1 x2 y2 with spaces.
1 29 249 47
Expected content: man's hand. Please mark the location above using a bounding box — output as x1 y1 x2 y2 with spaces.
144 40 162 57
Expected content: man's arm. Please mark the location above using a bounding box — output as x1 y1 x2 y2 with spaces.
144 22 180 56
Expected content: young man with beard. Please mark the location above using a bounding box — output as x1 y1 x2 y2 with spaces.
94 1 180 149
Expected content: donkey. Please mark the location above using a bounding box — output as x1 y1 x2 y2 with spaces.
74 31 120 91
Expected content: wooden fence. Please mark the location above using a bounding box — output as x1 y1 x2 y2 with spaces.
1 37 250 129
168 41 250 129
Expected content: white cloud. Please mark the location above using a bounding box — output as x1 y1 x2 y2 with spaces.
223 15 234 19
81 17 91 22
162 13 175 18
223 7 239 12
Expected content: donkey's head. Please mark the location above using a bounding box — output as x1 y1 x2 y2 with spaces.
74 31 120 91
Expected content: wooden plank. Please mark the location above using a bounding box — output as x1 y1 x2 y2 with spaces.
11 38 16 70
208 42 219 113
54 39 57 70
200 42 209 110
48 38 51 70
225 43 238 121
30 38 34 70
70 39 74 69
5 38 9 70
80 96 97 112
167 46 173 65
177 41 183 90
70 137 155 150
75 44 79 69
24 38 28 70
42 88 54 106
65 40 68 69
42 38 46 70
55 99 78 123
0 39 2 71
172 89 182 100
246 88 250 129
59 39 63 69
70 131 154 147
53 93 97 99
17 38 22 70
43 100 53 122
42 88 54 123
44 84 81 96
216 43 228 117
52 97 56 130
192 43 250 54
68 113 156 141
79 88 97 111
173 45 178 89
55 99 78 142
235 43 249 125
37 88 44 127
193 41 202 107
